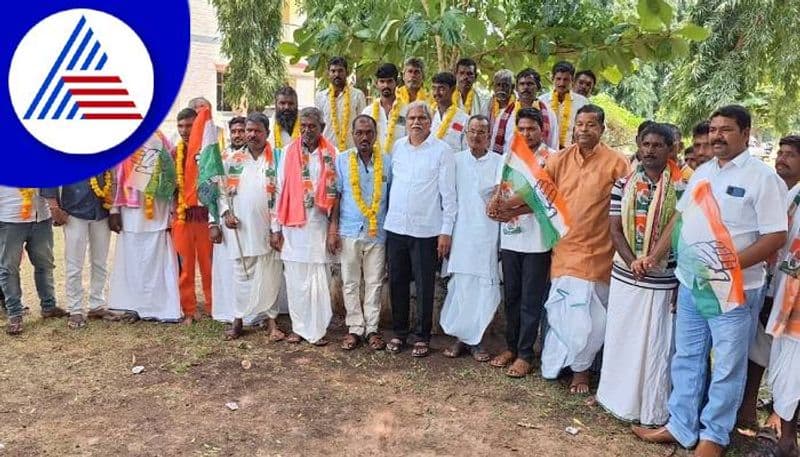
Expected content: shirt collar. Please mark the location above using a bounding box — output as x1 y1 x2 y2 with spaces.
468 150 491 162
712 148 751 170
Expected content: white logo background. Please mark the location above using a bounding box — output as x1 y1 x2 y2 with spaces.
8 8 153 155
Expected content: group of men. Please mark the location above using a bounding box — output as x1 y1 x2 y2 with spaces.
1 55 797 457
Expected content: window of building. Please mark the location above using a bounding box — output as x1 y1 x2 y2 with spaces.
216 70 232 112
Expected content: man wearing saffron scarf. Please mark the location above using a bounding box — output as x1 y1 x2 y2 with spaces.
272 107 338 345
540 104 629 394
597 123 683 426
430 72 469 153
331 115 391 351
487 108 562 378
315 56 367 151
631 106 787 457
108 131 181 322
172 105 213 324
216 113 286 341
271 86 300 154
539 61 588 149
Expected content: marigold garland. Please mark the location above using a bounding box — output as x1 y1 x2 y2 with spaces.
329 84 351 151
431 101 458 140
348 146 383 237
371 100 401 154
551 90 572 147
175 140 187 221
19 188 35 219
89 171 114 209
490 94 516 120
452 88 475 115
274 118 300 149
396 86 429 105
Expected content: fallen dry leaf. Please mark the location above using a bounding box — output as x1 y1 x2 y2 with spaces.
516 421 541 429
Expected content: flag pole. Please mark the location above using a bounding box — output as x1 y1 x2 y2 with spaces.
224 191 249 280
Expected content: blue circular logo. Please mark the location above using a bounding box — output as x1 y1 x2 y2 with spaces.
2 1 190 186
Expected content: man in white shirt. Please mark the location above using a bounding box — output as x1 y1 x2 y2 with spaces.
361 63 406 156
430 72 470 153
385 101 457 357
218 113 286 341
314 56 367 151
272 107 338 346
539 61 588 149
271 85 300 153
0 187 67 334
453 58 490 117
440 114 500 361
632 105 787 457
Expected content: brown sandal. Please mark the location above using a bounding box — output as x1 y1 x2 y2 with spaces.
224 319 244 340
490 350 516 368
386 337 404 354
68 314 87 330
506 358 532 378
367 333 386 350
470 345 491 363
411 341 430 358
6 316 22 335
341 333 360 350
312 337 329 347
443 341 465 358
286 332 303 344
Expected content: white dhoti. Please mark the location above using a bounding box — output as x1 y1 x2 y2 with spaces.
211 243 237 322
767 336 800 421
108 230 181 322
440 274 501 345
749 318 772 368
232 252 283 323
596 272 676 426
284 261 332 343
541 275 609 379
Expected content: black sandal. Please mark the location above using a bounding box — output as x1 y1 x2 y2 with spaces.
411 341 430 358
386 337 405 354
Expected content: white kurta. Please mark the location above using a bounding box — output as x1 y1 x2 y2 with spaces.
108 200 181 321
455 86 491 117
315 87 367 150
538 91 588 147
432 107 470 153
275 145 333 343
441 151 502 345
489 103 560 154
361 100 407 153
541 275 609 378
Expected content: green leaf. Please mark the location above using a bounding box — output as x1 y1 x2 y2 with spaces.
601 65 623 85
675 23 710 41
486 7 505 29
354 28 373 40
463 14 485 44
637 0 666 31
439 8 465 47
277 41 299 57
399 13 430 45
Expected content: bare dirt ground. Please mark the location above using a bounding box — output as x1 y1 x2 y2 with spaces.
0 231 764 456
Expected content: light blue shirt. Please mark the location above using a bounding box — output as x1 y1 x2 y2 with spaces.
335 149 391 243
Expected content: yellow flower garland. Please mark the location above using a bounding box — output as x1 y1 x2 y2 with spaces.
490 94 516 120
551 90 572 147
175 140 187 221
274 117 300 149
371 99 401 154
396 86 429 105
452 88 475 115
19 188 35 219
329 84 351 151
348 146 383 237
89 171 114 209
431 101 458 140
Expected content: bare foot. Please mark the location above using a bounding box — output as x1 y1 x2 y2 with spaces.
266 319 285 342
224 319 244 340
286 332 303 344
766 412 782 438
182 315 194 326
489 350 516 368
569 371 591 395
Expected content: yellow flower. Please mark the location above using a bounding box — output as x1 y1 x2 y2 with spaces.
348 146 383 237
431 101 458 140
274 118 300 149
19 188 35 219
551 90 572 148
175 140 187 221
372 100 401 154
452 88 475 115
329 84 351 151
396 86 429 105
89 170 114 209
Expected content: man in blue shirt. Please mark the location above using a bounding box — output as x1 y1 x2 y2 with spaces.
330 114 391 350
42 175 123 328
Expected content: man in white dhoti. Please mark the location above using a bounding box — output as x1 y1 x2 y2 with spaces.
217 113 286 341
272 107 338 345
107 131 182 322
330 114 391 350
597 123 682 426
440 114 500 362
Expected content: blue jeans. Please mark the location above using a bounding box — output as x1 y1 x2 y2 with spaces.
0 220 57 318
666 285 763 447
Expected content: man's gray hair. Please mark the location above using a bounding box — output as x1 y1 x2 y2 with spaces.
405 101 431 120
299 106 325 128
188 97 212 111
493 69 514 85
404 57 425 72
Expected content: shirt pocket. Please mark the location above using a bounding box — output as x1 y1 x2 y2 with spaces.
414 158 438 183
719 193 749 227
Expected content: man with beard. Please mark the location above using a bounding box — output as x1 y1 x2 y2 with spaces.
517 68 558 150
631 106 786 457
362 63 406 156
692 121 714 167
227 116 246 151
216 113 286 341
273 107 338 346
384 101 456 357
315 56 366 151
574 70 596 98
271 85 300 153
430 72 470 153
490 68 558 154
453 58 490 116
539 61 588 149
332 115 391 350
397 57 428 104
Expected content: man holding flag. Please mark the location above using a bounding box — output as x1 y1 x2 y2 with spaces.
487 108 566 377
631 106 787 457
539 105 630 394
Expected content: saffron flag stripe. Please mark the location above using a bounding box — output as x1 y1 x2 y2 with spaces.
24 16 86 119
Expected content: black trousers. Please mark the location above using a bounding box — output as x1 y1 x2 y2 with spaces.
386 231 438 342
501 249 551 363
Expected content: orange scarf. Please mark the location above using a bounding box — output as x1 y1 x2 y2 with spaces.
277 136 337 227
